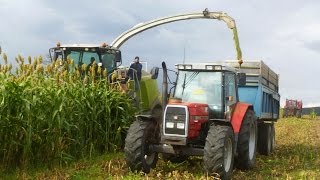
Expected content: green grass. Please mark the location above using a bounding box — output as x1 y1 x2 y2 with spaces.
1 117 319 179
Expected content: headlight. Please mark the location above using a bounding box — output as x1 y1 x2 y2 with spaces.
178 64 185 69
177 123 185 129
166 122 174 128
214 65 222 70
185 65 192 69
206 65 214 70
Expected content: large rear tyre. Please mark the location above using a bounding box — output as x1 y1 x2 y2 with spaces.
258 122 275 155
124 119 159 173
204 125 235 180
236 109 257 170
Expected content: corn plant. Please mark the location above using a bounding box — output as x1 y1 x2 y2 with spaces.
310 108 317 119
0 53 136 168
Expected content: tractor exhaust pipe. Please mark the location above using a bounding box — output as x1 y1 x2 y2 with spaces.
162 62 168 112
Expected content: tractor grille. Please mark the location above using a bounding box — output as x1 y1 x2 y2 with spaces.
164 105 188 137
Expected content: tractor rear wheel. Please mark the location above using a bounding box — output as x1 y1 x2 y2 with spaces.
124 119 159 173
258 122 275 155
236 109 257 170
204 125 235 180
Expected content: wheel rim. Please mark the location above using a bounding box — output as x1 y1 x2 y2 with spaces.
272 127 275 149
267 126 272 152
143 143 156 165
224 138 233 172
249 122 256 160
144 153 156 165
143 132 157 165
271 133 275 150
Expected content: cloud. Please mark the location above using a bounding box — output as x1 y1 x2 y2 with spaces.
303 40 320 53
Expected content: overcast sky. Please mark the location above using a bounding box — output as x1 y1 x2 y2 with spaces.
1 0 320 107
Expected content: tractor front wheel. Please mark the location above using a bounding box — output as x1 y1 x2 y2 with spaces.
124 119 159 173
204 125 235 179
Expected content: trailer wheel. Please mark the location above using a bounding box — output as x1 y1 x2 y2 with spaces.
204 125 235 179
124 119 159 173
236 109 257 170
162 154 188 163
271 123 275 151
257 122 274 155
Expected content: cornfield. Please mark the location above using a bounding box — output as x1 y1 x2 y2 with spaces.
0 53 136 168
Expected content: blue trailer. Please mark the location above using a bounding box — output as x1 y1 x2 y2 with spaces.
238 86 280 120
225 60 280 155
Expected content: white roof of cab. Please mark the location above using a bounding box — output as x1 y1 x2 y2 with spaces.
175 62 238 72
60 44 104 48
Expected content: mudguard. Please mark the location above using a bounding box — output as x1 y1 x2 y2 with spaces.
231 102 252 133
135 114 153 120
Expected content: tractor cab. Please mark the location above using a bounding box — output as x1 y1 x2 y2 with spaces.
170 63 244 120
49 42 122 74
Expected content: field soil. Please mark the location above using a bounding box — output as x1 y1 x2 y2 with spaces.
1 117 320 179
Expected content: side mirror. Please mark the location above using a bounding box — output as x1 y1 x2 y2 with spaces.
150 67 159 79
237 72 246 86
115 50 122 63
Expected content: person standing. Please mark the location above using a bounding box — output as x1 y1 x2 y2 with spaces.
128 56 142 81
127 56 143 91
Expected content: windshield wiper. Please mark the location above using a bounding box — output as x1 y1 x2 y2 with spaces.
182 73 186 95
181 72 199 95
184 72 199 86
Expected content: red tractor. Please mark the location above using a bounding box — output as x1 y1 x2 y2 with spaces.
283 99 303 118
121 9 279 179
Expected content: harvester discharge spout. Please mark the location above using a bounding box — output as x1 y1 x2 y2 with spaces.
111 8 243 67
